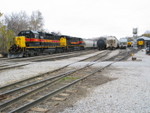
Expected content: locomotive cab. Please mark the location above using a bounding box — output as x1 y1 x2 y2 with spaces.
8 30 40 58
18 30 40 47
137 39 144 48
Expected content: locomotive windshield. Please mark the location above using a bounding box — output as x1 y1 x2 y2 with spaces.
18 30 39 38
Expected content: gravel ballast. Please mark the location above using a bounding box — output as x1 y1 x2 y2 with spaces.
0 51 103 87
60 50 150 113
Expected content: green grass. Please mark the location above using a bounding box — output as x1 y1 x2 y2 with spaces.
61 76 80 81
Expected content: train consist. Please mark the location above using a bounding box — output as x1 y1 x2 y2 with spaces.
9 30 149 58
97 36 119 50
8 30 96 58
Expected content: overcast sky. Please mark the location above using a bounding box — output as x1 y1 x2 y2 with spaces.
1 0 150 39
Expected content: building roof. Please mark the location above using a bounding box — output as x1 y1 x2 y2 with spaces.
137 36 150 41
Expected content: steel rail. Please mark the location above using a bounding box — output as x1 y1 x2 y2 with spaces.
5 50 95 62
0 63 30 71
0 70 75 96
0 60 100 96
0 50 106 91
0 50 95 71
1 49 131 112
0 70 75 110
9 62 115 113
0 51 109 111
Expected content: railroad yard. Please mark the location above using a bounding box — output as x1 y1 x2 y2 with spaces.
0 48 150 113
1 0 150 112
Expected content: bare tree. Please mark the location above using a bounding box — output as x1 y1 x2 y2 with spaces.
51 31 61 36
29 10 44 31
0 12 3 27
5 11 29 35
142 30 150 37
0 12 2 17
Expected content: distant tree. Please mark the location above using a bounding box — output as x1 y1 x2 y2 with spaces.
0 26 15 53
0 12 15 54
142 30 150 37
0 12 2 17
0 12 3 26
29 10 44 31
51 31 61 36
5 11 29 35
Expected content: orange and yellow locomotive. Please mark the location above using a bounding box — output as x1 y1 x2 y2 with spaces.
8 30 85 58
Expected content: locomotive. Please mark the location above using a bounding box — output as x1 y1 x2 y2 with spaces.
127 41 133 47
137 38 145 48
8 30 85 58
119 38 128 49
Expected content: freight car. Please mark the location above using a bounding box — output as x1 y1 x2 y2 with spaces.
8 30 85 58
83 39 97 49
106 36 119 49
97 37 107 50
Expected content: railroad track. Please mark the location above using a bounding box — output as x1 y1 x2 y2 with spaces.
0 50 109 93
0 50 97 71
105 48 139 61
0 50 96 62
0 63 30 71
0 50 111 112
0 48 138 112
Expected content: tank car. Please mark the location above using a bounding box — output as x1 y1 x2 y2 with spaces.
83 39 97 49
97 37 107 50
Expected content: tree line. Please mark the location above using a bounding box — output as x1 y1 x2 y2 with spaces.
142 31 150 37
0 10 44 55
